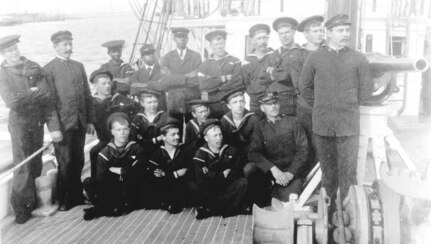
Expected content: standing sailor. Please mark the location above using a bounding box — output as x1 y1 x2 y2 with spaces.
242 24 274 117
44 30 95 211
160 27 202 123
266 17 300 116
291 15 325 173
99 40 134 94
300 15 372 219
0 35 57 223
197 30 244 118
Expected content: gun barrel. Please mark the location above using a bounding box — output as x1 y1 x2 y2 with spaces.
367 53 429 77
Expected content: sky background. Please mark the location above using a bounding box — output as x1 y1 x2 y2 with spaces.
0 0 132 15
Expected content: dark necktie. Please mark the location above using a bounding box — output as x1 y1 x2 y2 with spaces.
180 49 184 58
147 67 151 76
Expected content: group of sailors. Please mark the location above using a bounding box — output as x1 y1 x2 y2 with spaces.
0 12 372 243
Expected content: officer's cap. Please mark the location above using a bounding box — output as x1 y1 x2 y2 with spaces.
51 30 73 44
249 24 270 37
297 15 324 32
258 91 279 104
140 43 156 56
272 17 299 31
221 87 245 103
172 27 190 37
201 119 222 136
107 112 130 130
158 118 181 132
90 69 113 83
325 14 351 29
0 35 20 51
102 40 125 50
205 30 227 42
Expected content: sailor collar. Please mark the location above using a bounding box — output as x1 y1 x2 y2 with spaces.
107 140 136 157
160 144 183 159
199 144 229 158
246 48 274 59
222 110 255 131
190 118 201 133
207 52 231 61
1 56 27 68
136 110 165 123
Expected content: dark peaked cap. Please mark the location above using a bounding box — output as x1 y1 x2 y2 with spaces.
0 35 20 50
172 27 190 37
325 14 351 29
102 40 125 49
258 91 279 104
297 15 324 32
272 17 299 31
51 30 73 44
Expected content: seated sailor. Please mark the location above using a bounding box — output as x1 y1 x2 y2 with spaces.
184 99 213 150
145 118 195 214
82 112 145 220
248 91 309 205
193 119 249 219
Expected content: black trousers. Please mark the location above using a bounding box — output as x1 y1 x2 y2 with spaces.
9 122 44 215
54 127 86 205
296 97 318 174
315 134 359 210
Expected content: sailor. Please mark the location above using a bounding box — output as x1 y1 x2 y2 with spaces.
99 40 134 95
242 24 274 117
160 27 202 123
299 14 372 216
291 15 325 173
82 112 144 220
193 119 249 219
0 35 56 223
146 118 195 214
43 30 95 211
266 17 300 116
89 69 140 179
220 87 260 161
184 99 212 150
248 91 308 203
130 43 167 111
197 29 244 118
130 88 169 160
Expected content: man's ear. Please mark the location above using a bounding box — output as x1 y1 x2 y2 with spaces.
260 104 265 113
204 134 209 142
227 103 232 111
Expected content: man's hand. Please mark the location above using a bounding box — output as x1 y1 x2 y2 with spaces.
87 123 95 135
175 168 187 177
202 167 209 174
30 87 38 91
156 135 163 142
223 169 231 178
50 131 63 143
154 169 165 177
109 167 121 175
284 172 294 184
185 70 197 78
270 166 289 186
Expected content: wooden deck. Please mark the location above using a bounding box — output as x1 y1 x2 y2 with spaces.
1 206 253 244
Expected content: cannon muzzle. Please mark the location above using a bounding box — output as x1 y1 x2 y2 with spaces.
365 53 429 104
367 52 428 78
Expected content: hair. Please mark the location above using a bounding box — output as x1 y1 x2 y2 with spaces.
191 104 209 113
139 93 158 102
159 124 179 136
107 112 130 130
278 24 295 31
304 20 323 32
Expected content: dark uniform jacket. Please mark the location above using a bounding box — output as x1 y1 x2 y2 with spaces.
130 110 168 154
299 46 373 136
130 63 167 111
184 118 204 150
44 57 94 131
220 110 260 154
93 93 140 143
160 48 202 114
147 144 194 182
96 141 144 183
197 53 244 100
248 115 308 177
193 144 242 187
266 45 300 96
242 48 275 100
100 59 134 94
0 57 57 128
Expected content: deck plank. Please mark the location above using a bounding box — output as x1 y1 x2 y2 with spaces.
222 215 240 243
117 209 159 243
231 215 249 244
160 208 193 243
170 208 198 243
